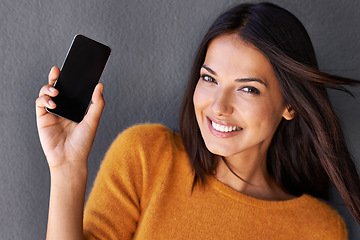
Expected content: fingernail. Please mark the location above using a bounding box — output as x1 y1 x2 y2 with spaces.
48 100 54 106
49 87 56 93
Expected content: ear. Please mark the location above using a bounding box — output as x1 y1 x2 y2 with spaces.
282 105 295 120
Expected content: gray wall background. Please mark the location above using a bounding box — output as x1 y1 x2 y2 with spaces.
1 0 359 239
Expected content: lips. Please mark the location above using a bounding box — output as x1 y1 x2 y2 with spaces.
207 117 243 137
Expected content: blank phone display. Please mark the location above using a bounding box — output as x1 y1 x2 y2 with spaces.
47 35 111 123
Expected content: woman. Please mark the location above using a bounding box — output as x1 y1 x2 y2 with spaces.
36 2 360 239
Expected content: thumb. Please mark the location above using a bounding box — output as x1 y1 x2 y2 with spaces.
83 83 105 128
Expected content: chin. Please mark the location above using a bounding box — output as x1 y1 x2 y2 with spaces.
203 140 239 157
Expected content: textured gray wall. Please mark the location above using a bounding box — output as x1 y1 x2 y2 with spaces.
1 0 359 239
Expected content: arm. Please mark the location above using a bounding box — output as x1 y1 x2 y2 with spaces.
47 166 88 240
36 67 105 240
83 126 144 239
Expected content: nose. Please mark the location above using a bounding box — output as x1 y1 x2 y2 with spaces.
211 88 234 116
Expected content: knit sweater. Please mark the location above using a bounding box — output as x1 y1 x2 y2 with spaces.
83 124 347 239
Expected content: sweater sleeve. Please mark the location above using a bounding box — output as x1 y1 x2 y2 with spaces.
83 125 148 239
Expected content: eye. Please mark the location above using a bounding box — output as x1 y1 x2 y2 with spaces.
201 74 217 84
239 86 261 95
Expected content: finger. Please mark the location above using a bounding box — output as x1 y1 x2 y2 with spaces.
36 95 56 109
35 95 56 117
83 83 105 128
48 66 60 85
39 84 59 97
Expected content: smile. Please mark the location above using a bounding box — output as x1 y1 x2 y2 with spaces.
206 117 243 138
211 121 241 132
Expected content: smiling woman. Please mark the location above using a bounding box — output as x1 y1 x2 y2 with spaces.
36 2 360 240
180 0 360 235
193 34 295 199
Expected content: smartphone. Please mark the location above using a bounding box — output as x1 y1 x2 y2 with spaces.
46 34 111 123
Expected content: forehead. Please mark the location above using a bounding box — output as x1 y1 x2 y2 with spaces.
204 34 275 83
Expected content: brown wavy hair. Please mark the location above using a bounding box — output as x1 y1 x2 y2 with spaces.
179 2 360 224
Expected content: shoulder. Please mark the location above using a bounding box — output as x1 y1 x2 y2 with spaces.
110 123 183 153
94 123 187 197
100 123 190 201
117 123 174 140
299 195 347 239
104 123 185 171
301 194 344 221
119 123 170 136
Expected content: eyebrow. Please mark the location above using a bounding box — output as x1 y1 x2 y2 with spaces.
201 64 267 87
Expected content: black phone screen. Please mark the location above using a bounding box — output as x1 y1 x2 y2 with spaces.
47 35 111 123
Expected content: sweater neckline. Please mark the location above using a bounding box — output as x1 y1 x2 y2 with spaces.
208 175 311 209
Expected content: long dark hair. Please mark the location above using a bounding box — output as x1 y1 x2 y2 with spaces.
179 2 360 224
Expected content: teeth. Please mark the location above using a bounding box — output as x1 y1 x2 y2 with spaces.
211 121 241 132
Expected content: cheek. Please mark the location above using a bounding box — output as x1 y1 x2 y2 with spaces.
193 82 215 129
193 82 207 113
193 83 202 123
237 99 284 129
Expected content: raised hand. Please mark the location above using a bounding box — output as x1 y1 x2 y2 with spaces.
36 66 105 171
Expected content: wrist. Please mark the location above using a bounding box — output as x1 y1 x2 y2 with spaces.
49 161 88 184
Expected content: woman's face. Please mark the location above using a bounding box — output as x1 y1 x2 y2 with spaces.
193 34 292 160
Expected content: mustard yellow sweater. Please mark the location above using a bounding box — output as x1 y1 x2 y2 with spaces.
83 124 347 239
